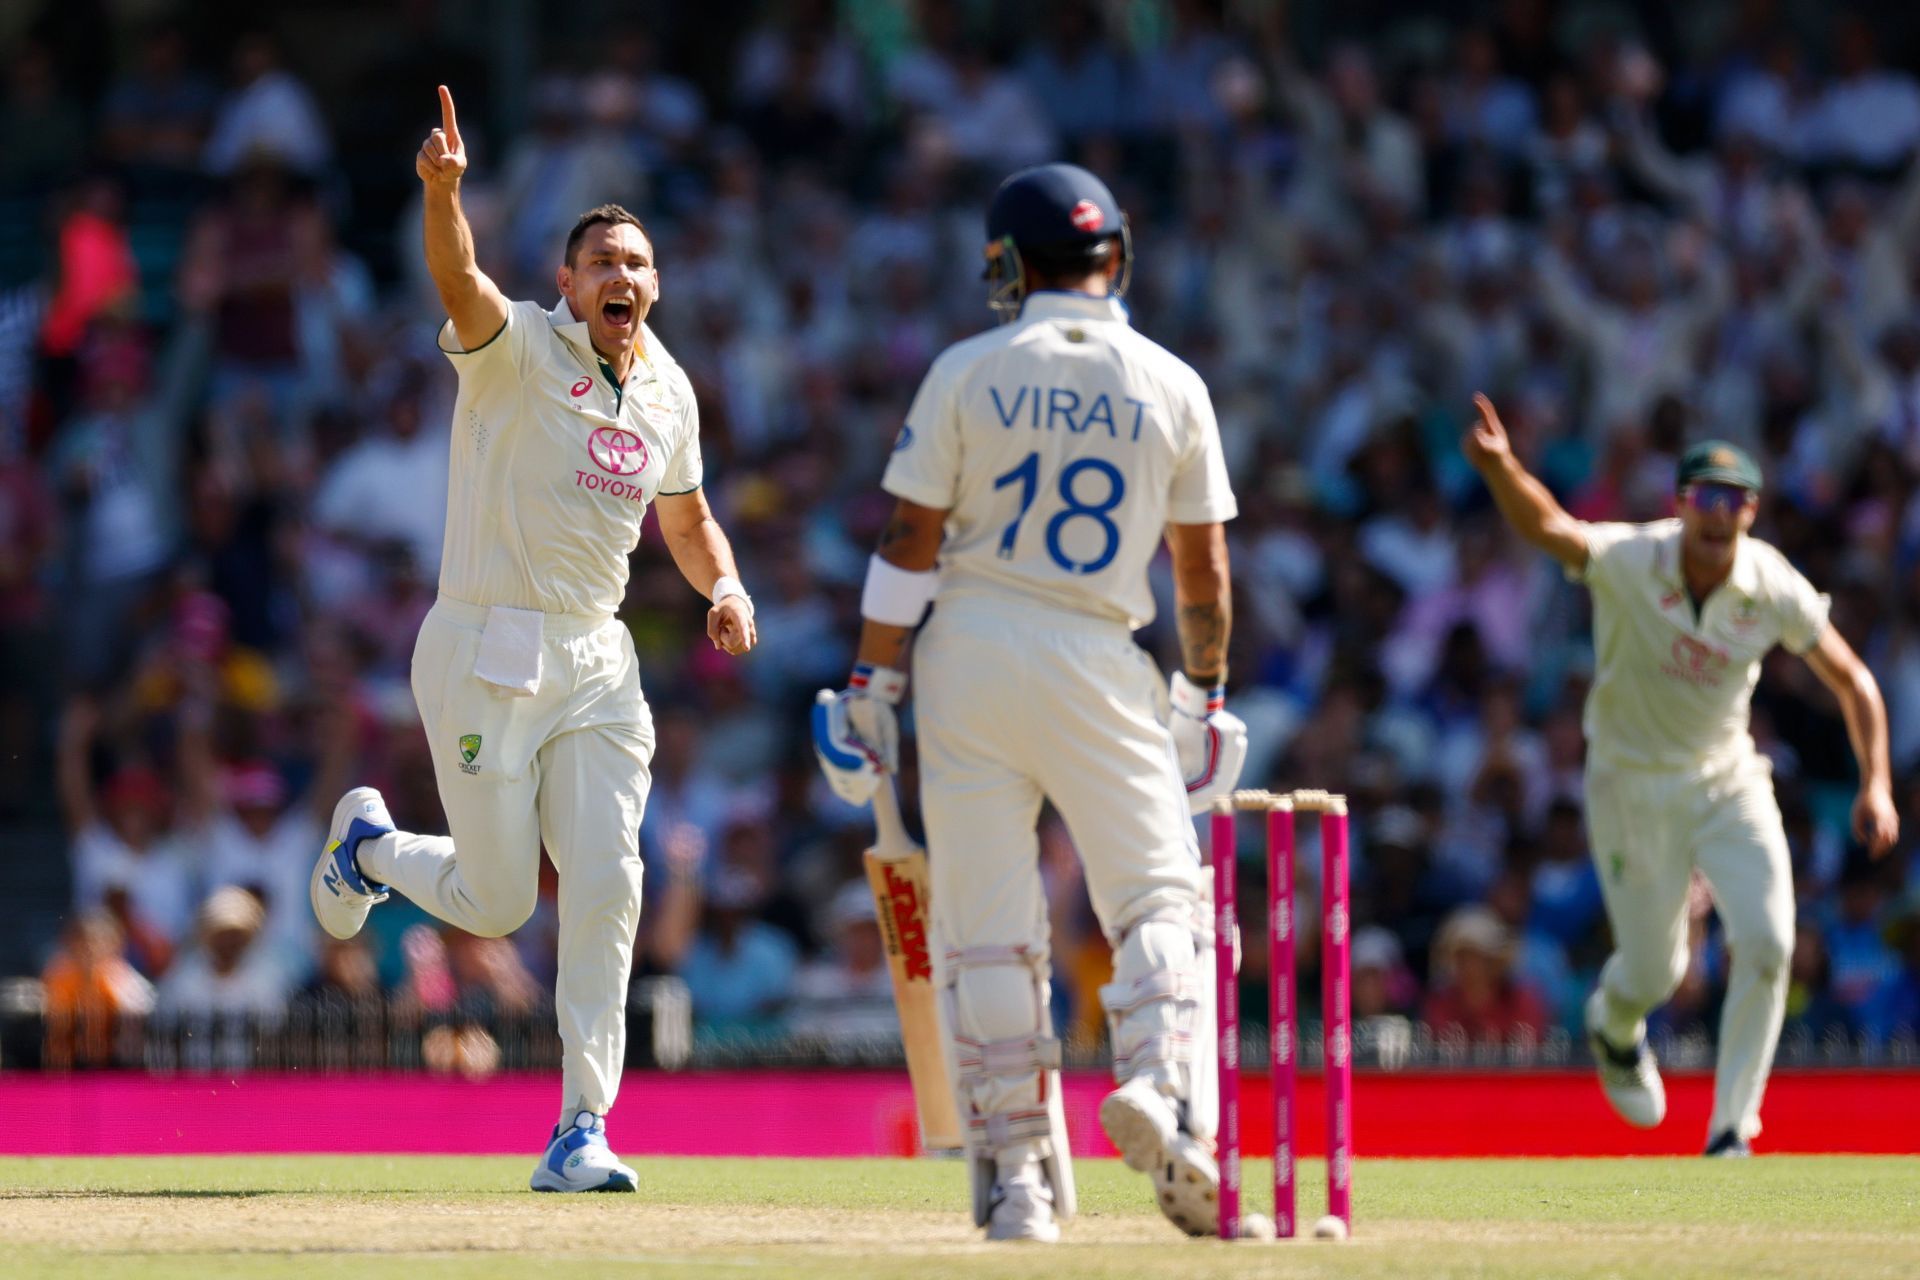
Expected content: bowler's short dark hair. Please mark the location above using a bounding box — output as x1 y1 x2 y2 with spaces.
564 204 651 266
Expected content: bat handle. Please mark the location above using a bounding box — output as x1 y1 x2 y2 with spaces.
872 771 911 855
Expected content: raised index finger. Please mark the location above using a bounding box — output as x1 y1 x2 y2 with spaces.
438 84 460 146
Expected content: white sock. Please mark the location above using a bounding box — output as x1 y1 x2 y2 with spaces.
1595 987 1646 1047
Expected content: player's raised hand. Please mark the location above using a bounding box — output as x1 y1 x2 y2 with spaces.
416 84 468 190
1463 393 1513 472
709 596 756 656
1854 785 1900 857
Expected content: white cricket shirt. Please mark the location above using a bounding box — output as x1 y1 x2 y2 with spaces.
881 292 1237 628
1576 520 1830 770
435 299 702 617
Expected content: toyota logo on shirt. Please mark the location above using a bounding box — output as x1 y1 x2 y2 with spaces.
587 427 649 476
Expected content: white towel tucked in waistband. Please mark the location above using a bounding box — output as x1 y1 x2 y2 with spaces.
473 605 544 696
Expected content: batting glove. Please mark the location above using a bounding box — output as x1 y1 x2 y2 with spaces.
811 664 906 807
1168 672 1249 816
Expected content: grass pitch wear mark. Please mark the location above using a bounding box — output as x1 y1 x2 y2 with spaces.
20 1154 1919 1278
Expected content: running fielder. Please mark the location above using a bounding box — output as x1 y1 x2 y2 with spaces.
1464 395 1896 1154
813 164 1248 1240
311 87 757 1191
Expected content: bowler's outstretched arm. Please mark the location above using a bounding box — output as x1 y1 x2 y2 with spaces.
417 84 509 351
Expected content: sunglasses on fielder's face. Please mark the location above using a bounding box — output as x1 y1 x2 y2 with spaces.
1683 483 1755 517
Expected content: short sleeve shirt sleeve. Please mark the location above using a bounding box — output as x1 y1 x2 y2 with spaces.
881 354 962 509
1773 558 1832 655
1166 373 1238 524
659 369 705 495
438 299 539 384
1569 521 1642 592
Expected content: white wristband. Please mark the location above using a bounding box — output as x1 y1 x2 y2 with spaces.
860 554 938 627
711 575 753 616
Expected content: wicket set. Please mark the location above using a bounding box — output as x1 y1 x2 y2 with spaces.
1211 788 1353 1241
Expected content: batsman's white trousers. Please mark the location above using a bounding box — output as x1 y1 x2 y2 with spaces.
359 597 653 1120
912 593 1210 1125
1584 753 1793 1141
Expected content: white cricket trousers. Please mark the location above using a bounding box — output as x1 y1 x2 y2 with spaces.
358 597 653 1121
913 592 1211 1141
1584 753 1794 1141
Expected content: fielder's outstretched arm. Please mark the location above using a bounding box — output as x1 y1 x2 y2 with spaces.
854 499 946 671
417 84 509 351
1802 626 1900 855
1166 521 1230 685
1462 393 1589 573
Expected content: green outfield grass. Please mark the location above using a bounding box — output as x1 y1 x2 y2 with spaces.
2 1154 1916 1279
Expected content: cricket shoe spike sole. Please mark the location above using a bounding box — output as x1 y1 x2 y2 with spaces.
530 1112 638 1193
311 787 393 941
1585 990 1666 1129
1099 1077 1220 1237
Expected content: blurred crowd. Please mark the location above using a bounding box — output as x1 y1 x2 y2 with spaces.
5 0 1920 1071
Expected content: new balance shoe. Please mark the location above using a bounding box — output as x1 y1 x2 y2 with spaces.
984 1152 1060 1242
1704 1129 1752 1157
311 787 392 940
1585 989 1666 1129
530 1111 638 1193
1099 1075 1220 1237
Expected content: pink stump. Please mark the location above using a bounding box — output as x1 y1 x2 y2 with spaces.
1267 804 1297 1238
1211 806 1240 1241
1321 807 1353 1230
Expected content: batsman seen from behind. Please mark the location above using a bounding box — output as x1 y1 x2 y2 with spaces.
1464 394 1896 1155
310 86 757 1192
812 163 1248 1241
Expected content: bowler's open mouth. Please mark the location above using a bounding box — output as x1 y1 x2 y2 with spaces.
603 299 633 329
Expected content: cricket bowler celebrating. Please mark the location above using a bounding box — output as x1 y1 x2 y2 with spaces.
1464 394 1896 1154
311 87 756 1191
813 164 1248 1240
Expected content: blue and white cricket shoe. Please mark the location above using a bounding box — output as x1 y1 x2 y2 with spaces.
530 1111 638 1193
1704 1129 1752 1158
1585 989 1666 1128
310 786 392 940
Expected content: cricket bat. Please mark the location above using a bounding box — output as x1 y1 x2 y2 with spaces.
864 774 964 1153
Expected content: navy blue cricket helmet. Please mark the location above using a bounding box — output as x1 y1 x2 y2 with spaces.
982 163 1133 320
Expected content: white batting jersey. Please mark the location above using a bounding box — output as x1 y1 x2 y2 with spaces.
1575 520 1830 771
882 292 1236 628
436 298 702 617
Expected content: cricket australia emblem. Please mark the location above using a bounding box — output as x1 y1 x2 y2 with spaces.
458 734 483 775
